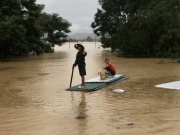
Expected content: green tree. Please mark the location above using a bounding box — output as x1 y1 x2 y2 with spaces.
0 0 71 58
0 0 28 58
21 0 45 54
37 13 71 48
92 0 180 58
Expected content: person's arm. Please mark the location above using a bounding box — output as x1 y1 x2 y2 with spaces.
73 53 78 68
82 51 87 56
103 64 107 69
73 60 78 67
103 63 109 69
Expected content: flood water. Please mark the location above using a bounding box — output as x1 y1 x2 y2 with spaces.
0 42 180 135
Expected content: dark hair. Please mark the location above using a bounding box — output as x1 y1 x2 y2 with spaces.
105 58 109 61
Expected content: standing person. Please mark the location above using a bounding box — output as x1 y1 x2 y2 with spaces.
103 58 116 77
73 44 87 88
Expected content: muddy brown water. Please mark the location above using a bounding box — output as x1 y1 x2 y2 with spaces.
0 42 180 135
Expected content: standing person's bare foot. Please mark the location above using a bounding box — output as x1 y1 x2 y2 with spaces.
78 85 85 88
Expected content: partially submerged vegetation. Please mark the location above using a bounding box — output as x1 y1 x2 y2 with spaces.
92 0 180 61
0 0 71 59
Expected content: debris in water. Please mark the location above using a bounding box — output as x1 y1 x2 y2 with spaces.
113 89 125 93
76 115 86 120
155 81 180 90
127 123 134 125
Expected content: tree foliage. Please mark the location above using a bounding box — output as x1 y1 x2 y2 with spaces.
0 0 71 58
91 0 180 58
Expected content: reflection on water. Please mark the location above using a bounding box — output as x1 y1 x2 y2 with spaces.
76 93 87 135
0 42 180 135
76 93 87 120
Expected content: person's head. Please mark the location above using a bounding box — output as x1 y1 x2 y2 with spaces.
105 58 109 64
74 44 84 51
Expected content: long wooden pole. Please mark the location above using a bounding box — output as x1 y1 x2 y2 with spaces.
69 67 74 87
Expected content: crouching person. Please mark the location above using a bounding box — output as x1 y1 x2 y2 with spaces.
103 58 116 77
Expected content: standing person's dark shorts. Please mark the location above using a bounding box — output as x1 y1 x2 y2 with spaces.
78 64 86 76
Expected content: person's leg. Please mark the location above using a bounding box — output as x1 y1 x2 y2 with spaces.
81 76 85 87
105 67 112 76
105 67 115 76
78 64 86 88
